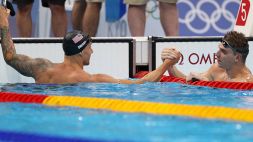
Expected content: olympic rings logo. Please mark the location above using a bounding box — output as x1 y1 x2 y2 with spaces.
178 0 240 34
146 0 240 34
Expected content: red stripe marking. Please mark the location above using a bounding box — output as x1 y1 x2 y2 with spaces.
0 92 48 103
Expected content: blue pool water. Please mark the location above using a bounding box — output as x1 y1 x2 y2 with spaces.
0 82 253 142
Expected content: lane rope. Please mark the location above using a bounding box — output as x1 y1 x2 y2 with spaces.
1 92 253 123
134 71 253 90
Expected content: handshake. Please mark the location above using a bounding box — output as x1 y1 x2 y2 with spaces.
161 47 181 65
161 47 209 82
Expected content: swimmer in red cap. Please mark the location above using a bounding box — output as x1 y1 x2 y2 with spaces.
161 31 253 82
0 6 181 84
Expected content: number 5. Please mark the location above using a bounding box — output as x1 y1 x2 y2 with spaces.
241 3 247 21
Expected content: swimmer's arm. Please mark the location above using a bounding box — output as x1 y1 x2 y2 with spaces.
186 72 210 82
167 65 186 78
122 55 180 84
186 65 215 82
161 48 186 78
7 55 52 77
90 74 141 84
136 59 175 83
91 59 175 84
1 26 16 63
0 7 14 62
1 26 52 77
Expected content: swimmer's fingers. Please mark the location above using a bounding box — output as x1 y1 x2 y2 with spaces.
162 49 181 61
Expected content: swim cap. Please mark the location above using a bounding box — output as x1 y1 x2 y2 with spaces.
63 30 91 56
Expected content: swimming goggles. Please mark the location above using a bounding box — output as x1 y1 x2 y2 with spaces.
220 39 249 54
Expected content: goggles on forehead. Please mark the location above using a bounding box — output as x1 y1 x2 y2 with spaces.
220 39 249 54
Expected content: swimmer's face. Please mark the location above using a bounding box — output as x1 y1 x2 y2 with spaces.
81 43 93 65
216 41 237 69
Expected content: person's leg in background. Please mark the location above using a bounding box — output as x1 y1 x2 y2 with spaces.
14 0 34 37
124 0 147 36
72 0 86 30
83 0 103 36
43 0 67 37
159 0 179 36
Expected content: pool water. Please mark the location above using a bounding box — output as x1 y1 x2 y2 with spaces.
0 82 253 142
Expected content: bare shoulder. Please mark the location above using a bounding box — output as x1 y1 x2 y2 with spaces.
205 63 225 81
208 63 224 74
209 63 221 71
24 57 54 74
32 58 53 70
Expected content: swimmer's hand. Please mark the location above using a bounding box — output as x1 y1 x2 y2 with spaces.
0 6 10 28
186 72 209 82
161 48 181 65
6 1 15 16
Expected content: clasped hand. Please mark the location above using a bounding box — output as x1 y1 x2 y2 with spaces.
161 47 181 65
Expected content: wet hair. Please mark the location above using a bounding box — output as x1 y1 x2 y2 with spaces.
223 31 249 63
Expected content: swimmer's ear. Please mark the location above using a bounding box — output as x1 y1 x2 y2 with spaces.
234 53 241 63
